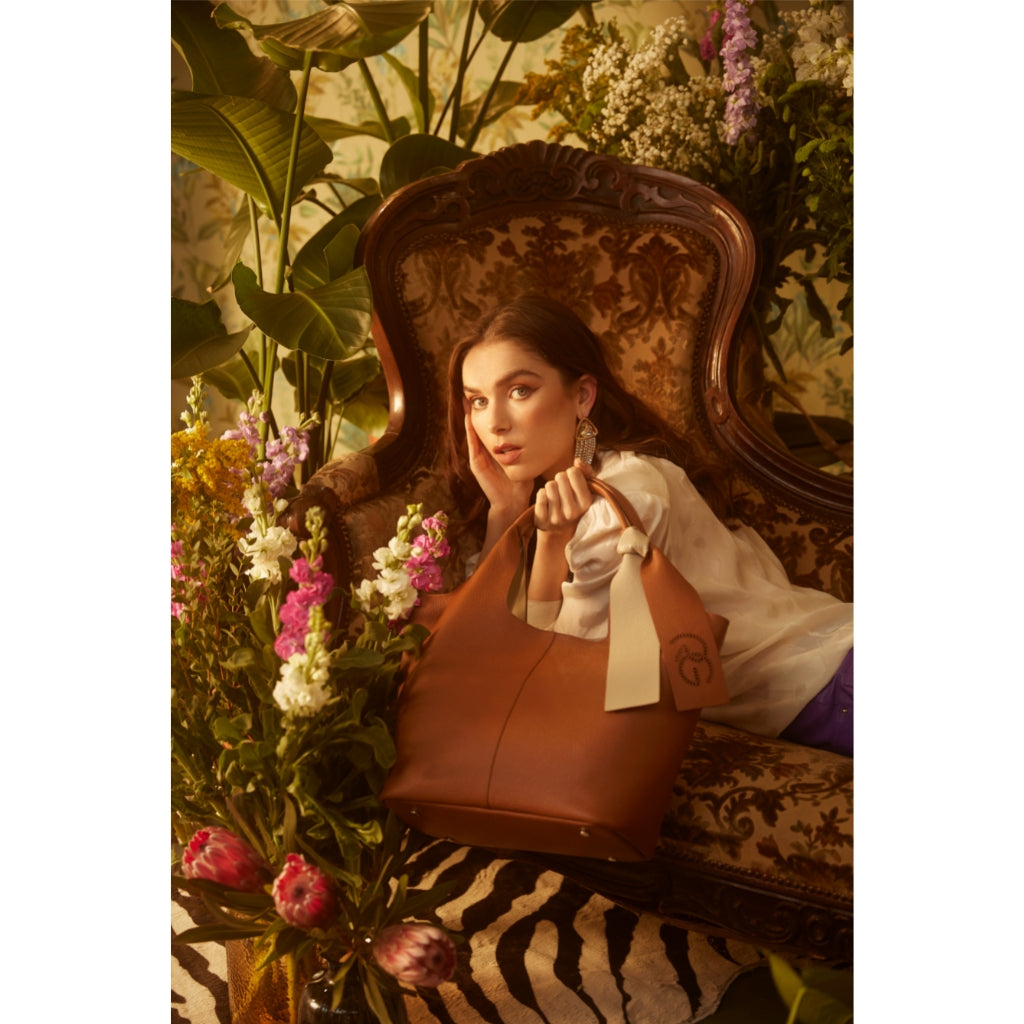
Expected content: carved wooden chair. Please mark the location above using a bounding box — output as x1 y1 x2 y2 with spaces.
285 141 853 963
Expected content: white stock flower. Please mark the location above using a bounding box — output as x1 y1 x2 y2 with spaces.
241 524 298 583
273 652 330 717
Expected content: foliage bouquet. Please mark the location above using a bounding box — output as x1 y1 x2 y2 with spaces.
171 379 454 1023
521 0 853 453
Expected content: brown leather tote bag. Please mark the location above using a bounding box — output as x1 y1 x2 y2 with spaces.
381 479 729 861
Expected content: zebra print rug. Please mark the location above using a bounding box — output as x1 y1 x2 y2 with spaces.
172 839 763 1024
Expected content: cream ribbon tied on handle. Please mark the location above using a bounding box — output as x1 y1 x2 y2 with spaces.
605 526 662 711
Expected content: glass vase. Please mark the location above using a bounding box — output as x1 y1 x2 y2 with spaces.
298 964 367 1023
225 937 307 1024
299 963 407 1024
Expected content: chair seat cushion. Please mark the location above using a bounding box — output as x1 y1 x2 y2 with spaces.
659 720 853 904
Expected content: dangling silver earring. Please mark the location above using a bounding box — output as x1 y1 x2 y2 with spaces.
574 416 598 465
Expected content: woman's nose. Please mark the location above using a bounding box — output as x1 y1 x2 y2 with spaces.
485 403 509 434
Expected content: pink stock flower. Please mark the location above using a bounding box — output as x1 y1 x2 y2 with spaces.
699 9 721 61
404 552 444 593
272 854 338 930
372 923 456 988
181 826 270 892
274 559 334 660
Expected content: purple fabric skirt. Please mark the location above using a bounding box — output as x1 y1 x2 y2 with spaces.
779 647 853 757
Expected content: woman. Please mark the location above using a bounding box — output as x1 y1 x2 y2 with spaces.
444 294 853 756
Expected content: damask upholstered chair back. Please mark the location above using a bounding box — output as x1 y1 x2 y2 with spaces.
289 141 852 633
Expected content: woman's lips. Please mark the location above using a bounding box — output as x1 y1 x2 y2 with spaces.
493 445 522 466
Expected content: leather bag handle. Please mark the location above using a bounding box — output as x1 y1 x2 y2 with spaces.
505 478 723 712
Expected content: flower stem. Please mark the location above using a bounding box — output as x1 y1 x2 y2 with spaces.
261 50 314 458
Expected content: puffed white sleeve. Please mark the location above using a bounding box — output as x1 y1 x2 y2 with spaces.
537 480 671 640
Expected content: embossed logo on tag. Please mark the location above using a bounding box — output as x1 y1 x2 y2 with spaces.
669 632 714 687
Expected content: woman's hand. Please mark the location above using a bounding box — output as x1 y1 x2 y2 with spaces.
464 412 533 515
528 460 595 604
535 460 595 537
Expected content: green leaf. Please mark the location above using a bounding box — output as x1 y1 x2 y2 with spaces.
171 296 252 378
378 134 475 197
767 953 853 1024
768 953 805 1011
171 0 296 110
329 349 383 404
304 113 409 144
220 647 262 672
171 94 333 223
214 1 432 72
281 348 382 411
381 52 434 134
795 137 823 164
207 201 256 293
455 81 524 141
231 263 373 361
203 353 262 403
484 1 586 43
212 715 249 744
340 371 389 436
291 195 382 292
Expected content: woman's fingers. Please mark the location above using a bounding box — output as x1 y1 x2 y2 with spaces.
536 467 593 531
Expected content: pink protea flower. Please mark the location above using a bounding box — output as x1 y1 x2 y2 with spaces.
372 923 456 987
181 826 270 892
272 854 338 930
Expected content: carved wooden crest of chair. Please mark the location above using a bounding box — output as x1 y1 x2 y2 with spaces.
286 141 853 963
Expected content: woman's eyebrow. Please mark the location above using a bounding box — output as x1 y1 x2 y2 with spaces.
463 368 543 395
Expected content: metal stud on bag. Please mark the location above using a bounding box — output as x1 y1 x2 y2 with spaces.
574 417 598 465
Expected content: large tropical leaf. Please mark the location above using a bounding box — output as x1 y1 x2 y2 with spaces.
171 0 296 110
482 0 587 43
171 296 252 378
207 201 258 293
171 94 333 223
304 113 410 144
281 348 382 407
381 52 434 134
456 80 524 141
203 353 263 404
378 134 475 197
291 195 382 292
231 263 373 361
214 1 432 72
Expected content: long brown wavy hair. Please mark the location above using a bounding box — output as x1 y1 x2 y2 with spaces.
444 294 717 538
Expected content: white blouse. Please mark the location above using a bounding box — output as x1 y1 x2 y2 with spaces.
523 450 853 737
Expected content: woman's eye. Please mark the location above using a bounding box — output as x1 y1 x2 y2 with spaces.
468 396 487 410
510 385 533 399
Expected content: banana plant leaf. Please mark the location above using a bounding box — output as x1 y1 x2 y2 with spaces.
214 1 432 73
171 0 296 110
456 80 524 141
171 94 333 224
380 52 434 134
202 353 262 404
282 348 382 408
171 296 252 378
207 201 258 293
304 113 411 144
482 0 588 43
231 263 373 362
379 134 475 197
291 195 382 292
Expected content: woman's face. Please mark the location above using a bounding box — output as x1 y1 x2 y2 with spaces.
461 337 596 483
